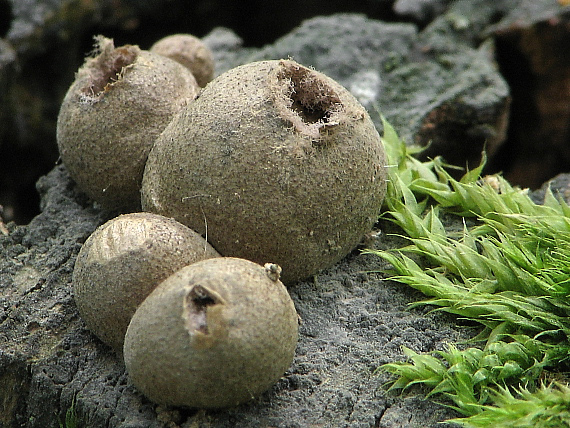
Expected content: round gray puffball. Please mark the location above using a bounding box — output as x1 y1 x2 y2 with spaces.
150 33 214 87
73 212 219 353
141 59 387 284
123 257 299 408
57 36 200 211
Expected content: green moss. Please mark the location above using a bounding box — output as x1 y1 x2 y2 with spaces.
368 116 570 426
59 396 83 428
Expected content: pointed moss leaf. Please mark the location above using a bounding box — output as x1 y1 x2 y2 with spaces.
380 113 404 167
373 117 570 425
472 368 490 386
460 152 487 184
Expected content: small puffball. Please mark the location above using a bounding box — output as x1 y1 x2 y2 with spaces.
73 212 220 353
57 35 200 211
123 257 299 409
150 34 215 87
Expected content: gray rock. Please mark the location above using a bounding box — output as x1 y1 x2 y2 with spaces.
205 13 510 168
393 0 452 23
0 167 469 427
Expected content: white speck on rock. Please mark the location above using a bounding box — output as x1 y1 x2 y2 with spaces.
348 70 381 108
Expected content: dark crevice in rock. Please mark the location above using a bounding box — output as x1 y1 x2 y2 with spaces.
489 15 570 189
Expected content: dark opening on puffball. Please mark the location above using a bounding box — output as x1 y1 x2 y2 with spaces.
123 257 299 409
82 36 138 99
57 36 200 211
276 61 343 139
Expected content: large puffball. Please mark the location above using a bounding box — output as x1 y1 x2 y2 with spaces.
141 59 387 284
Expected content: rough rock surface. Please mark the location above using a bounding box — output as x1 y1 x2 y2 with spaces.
1 1 570 427
0 165 469 427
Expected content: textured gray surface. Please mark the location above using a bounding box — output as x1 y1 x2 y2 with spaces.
0 165 468 427
1 1 568 427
